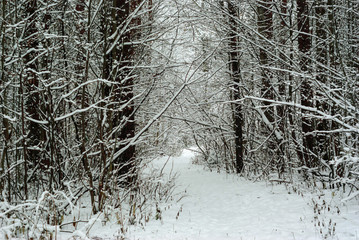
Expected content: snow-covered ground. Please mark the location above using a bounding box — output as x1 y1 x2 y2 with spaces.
125 149 359 240
53 148 358 240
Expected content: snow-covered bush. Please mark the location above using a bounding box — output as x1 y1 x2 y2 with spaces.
332 148 359 200
0 191 73 239
0 156 179 239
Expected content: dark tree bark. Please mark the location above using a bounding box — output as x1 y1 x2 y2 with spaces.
257 0 274 124
297 0 317 167
23 0 44 169
277 0 288 123
0 0 9 200
276 0 289 174
227 0 244 173
257 0 287 172
75 0 97 214
98 0 112 213
112 0 139 184
314 0 331 165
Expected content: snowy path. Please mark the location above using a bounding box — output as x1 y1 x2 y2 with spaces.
128 149 359 240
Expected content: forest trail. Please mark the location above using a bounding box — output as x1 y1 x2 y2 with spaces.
127 149 358 240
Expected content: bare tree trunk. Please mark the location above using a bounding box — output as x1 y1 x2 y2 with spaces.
226 0 244 173
23 0 44 174
112 0 139 185
41 2 57 191
297 0 317 168
257 0 287 172
277 0 288 135
257 0 274 124
314 0 330 166
97 0 111 213
276 0 289 174
76 0 97 214
0 0 8 199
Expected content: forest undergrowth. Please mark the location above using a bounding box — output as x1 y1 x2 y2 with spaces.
0 158 179 239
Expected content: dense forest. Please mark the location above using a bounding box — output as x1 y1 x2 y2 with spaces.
0 0 358 238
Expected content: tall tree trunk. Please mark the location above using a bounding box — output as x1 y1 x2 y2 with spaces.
276 0 289 174
314 0 331 166
22 0 49 193
23 0 43 172
41 2 56 191
257 0 274 124
111 0 139 185
0 0 8 200
257 0 286 171
227 0 244 173
297 0 316 168
75 0 97 213
98 0 112 211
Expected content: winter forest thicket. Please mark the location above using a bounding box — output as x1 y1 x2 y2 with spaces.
0 0 358 239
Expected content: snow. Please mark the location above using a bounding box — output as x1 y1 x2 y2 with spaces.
2 149 358 239
125 149 359 240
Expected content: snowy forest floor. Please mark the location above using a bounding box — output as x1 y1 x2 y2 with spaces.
125 149 359 240
60 149 359 240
